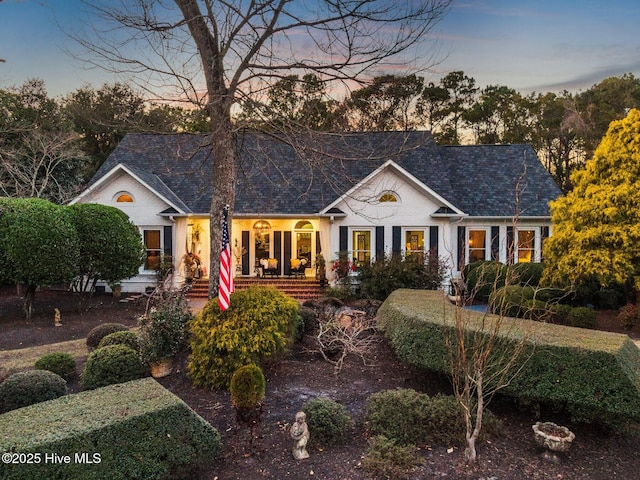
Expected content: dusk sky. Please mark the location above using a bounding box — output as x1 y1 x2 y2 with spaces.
1 0 639 98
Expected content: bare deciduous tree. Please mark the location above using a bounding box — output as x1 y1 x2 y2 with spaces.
71 0 452 297
0 130 87 203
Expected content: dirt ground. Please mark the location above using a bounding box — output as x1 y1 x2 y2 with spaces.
2 286 640 480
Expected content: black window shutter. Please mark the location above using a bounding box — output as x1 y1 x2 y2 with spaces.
491 226 500 261
163 226 172 259
242 230 250 275
429 226 438 258
540 226 549 262
274 231 282 274
284 231 292 275
339 226 348 253
376 226 385 261
506 226 514 265
392 226 401 256
457 226 466 271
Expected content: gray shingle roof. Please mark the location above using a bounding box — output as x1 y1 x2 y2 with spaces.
90 131 561 218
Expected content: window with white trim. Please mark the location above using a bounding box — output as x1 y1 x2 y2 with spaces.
468 229 488 263
516 229 535 263
143 229 162 271
404 229 426 261
351 229 372 267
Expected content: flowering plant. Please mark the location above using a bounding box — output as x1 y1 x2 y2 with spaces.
332 254 356 279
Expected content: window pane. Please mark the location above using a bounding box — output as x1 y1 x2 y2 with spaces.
517 230 535 263
405 230 425 261
352 230 371 265
144 230 161 270
468 230 486 263
296 232 312 264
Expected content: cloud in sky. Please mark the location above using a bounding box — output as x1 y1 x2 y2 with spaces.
1 0 639 97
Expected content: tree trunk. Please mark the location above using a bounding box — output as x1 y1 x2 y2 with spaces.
207 100 235 300
23 284 37 321
465 371 484 464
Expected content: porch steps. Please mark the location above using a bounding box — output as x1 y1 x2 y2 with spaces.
185 276 324 301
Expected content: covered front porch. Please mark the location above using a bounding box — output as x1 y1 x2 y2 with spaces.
173 216 331 285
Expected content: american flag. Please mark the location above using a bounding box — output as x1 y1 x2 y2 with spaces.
218 205 234 311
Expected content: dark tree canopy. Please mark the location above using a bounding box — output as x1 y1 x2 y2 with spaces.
68 203 145 294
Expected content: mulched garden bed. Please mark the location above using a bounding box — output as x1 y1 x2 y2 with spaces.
1 286 639 479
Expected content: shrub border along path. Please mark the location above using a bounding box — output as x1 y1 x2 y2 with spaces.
377 289 640 427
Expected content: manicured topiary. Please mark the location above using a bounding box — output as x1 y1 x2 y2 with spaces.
378 289 640 427
567 306 597 329
34 352 77 381
230 364 266 410
81 344 147 390
188 286 298 389
301 397 353 446
97 330 140 352
0 378 221 480
230 364 266 423
86 323 129 351
0 370 68 413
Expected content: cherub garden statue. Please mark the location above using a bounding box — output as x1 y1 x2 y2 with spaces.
290 411 310 460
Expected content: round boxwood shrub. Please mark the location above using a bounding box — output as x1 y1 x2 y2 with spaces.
567 306 597 329
86 323 129 351
301 397 353 446
98 330 140 352
188 286 298 389
230 364 266 423
0 370 68 413
34 352 77 381
81 344 147 390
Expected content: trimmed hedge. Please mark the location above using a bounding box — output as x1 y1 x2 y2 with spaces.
376 289 640 427
0 378 221 480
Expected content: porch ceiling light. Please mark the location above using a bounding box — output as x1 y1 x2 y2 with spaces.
253 220 271 235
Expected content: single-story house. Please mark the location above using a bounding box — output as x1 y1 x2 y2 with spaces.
71 130 562 292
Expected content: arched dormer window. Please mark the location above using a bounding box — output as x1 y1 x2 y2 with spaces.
115 192 134 203
379 192 399 203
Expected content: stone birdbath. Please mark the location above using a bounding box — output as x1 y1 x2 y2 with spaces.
532 422 575 461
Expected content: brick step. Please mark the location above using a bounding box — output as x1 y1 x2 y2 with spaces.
186 277 323 301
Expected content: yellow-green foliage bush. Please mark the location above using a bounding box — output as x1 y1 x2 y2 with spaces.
188 286 298 389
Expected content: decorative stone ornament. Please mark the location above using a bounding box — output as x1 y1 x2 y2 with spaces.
290 411 310 460
532 421 575 462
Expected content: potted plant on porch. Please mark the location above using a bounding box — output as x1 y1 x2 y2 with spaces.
138 291 193 377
